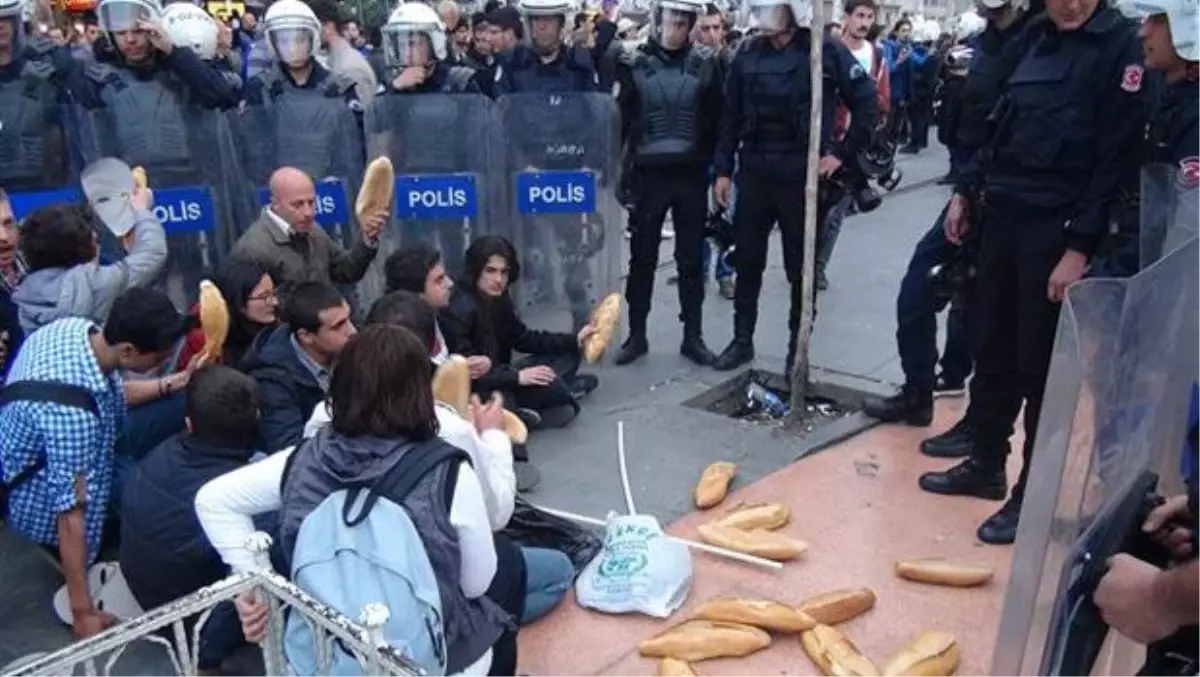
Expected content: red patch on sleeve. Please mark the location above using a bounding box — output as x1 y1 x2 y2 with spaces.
1121 64 1144 93
1179 157 1200 188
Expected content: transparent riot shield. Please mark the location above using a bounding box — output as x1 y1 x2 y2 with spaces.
359 93 493 306
1139 162 1200 270
82 103 255 309
234 95 365 248
4 99 90 219
495 92 622 331
992 233 1200 675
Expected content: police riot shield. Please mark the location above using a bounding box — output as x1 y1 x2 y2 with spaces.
234 94 365 249
1139 162 1200 270
495 92 622 331
991 231 1199 674
0 80 78 196
81 103 255 308
359 93 493 306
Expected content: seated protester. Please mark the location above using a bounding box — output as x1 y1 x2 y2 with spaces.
242 281 355 452
0 189 28 376
440 235 598 430
118 365 267 674
197 325 513 674
177 259 280 370
11 190 168 334
0 290 185 639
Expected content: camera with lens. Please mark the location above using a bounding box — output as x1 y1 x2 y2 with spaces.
822 138 902 213
944 45 974 76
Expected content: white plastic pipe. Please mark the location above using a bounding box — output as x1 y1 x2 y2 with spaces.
617 421 637 515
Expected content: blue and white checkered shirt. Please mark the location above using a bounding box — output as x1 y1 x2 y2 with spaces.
0 318 125 562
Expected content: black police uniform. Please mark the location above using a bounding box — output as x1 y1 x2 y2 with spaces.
711 29 877 372
863 14 1030 431
918 7 1151 545
614 38 724 366
0 35 82 193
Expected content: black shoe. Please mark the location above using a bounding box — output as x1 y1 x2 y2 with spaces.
862 385 933 426
918 459 1008 500
615 335 648 366
537 403 578 429
512 441 530 462
514 461 542 493
920 418 973 458
680 334 717 366
977 498 1021 544
713 338 754 371
570 374 599 400
515 408 542 430
816 269 829 291
933 373 967 398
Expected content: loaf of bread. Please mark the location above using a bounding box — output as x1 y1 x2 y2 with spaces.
694 462 737 509
432 355 472 418
798 587 877 625
197 280 229 364
356 156 395 223
800 624 879 676
583 293 622 364
502 409 528 444
638 620 771 662
895 558 994 588
882 630 959 676
695 523 808 561
711 502 790 531
658 658 698 676
132 166 148 189
692 598 816 633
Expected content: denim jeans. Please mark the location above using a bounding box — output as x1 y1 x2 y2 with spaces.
519 547 574 624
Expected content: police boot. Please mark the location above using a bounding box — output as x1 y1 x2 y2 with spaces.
977 498 1022 545
918 457 1008 501
862 385 934 426
615 312 649 366
921 417 974 457
713 311 756 371
678 284 716 366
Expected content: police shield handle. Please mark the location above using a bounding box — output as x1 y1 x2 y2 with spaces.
197 281 230 365
356 157 396 231
582 293 622 364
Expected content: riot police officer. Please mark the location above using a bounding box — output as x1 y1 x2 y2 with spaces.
379 2 481 95
918 0 1151 545
614 0 723 366
0 0 81 193
492 0 603 93
862 0 1030 430
1134 0 1198 172
710 0 877 373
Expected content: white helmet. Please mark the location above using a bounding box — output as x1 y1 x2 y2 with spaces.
382 1 447 68
519 0 577 15
619 0 654 22
263 0 321 66
1129 0 1199 61
745 0 811 32
652 0 704 46
519 0 576 53
915 17 939 41
97 0 164 33
162 2 219 59
954 9 986 38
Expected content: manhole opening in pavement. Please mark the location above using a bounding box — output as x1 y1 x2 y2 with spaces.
681 369 865 433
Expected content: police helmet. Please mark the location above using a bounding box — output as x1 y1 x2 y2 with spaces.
519 0 578 16
745 0 812 33
652 0 704 46
97 0 164 33
519 0 576 51
619 0 654 23
954 9 986 38
162 2 219 60
1129 0 1199 61
383 1 447 68
263 0 321 67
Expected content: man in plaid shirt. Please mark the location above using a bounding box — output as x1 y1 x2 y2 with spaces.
1 289 193 639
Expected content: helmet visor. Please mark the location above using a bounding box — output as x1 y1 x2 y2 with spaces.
382 28 434 67
268 27 314 64
99 2 156 32
523 13 564 52
654 7 694 48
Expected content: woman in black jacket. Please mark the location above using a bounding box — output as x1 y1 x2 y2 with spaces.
441 236 598 429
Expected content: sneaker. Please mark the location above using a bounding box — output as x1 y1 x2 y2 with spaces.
933 373 967 398
571 374 599 399
515 407 542 430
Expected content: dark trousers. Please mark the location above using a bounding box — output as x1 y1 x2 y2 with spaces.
485 533 527 676
624 168 709 336
967 203 1069 502
896 206 978 390
909 99 932 149
508 352 581 413
731 174 810 342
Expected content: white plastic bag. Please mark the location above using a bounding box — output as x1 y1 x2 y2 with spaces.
575 513 693 618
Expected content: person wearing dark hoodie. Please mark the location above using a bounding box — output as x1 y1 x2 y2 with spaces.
12 193 168 335
440 235 597 430
177 259 280 369
242 281 356 452
118 364 276 674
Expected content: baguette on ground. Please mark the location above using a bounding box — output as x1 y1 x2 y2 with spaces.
356 156 395 223
798 587 877 625
882 630 959 676
695 523 808 561
638 620 771 662
431 355 471 417
894 558 994 588
692 598 815 633
711 502 790 531
658 658 698 676
694 462 737 509
197 280 229 364
800 624 879 676
582 293 621 363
